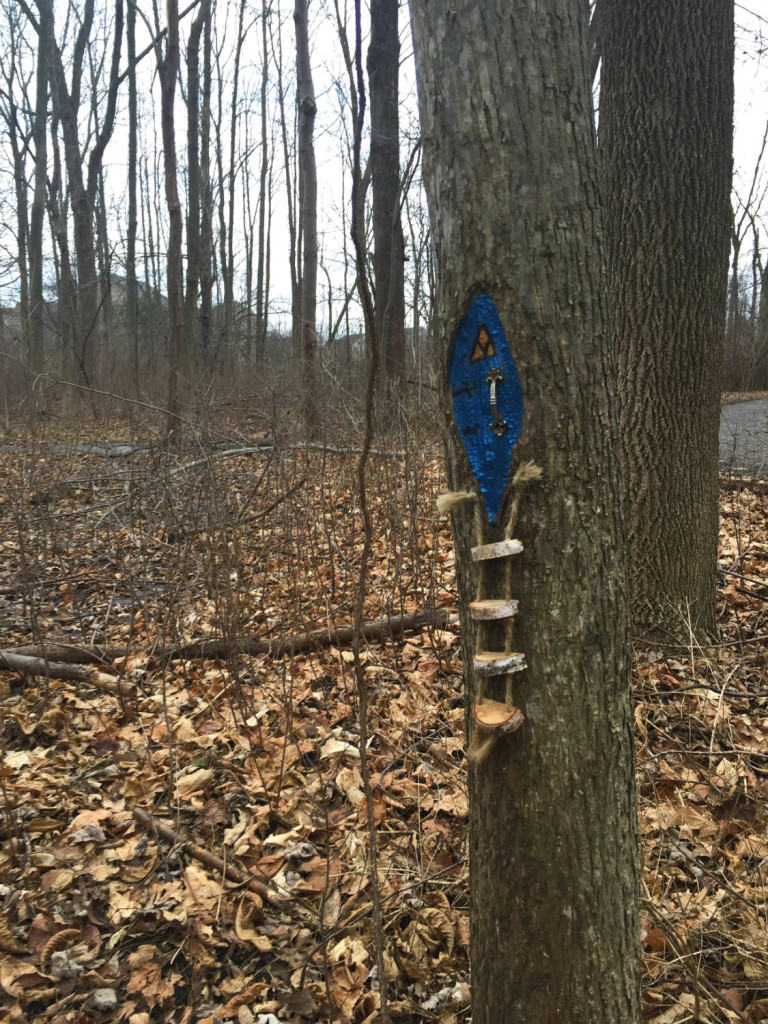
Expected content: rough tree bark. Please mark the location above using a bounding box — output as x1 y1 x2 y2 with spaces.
368 0 405 380
410 3 640 1022
294 0 319 435
600 0 734 638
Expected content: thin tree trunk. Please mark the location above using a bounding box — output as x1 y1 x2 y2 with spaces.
255 6 270 364
183 0 209 376
126 0 139 393
199 5 213 368
8 111 30 365
224 0 247 367
46 113 76 390
29 0 51 378
271 14 300 363
368 0 405 380
294 0 319 434
155 0 183 438
411 3 640 1021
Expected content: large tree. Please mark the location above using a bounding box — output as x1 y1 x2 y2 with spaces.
410 3 640 1022
600 0 734 637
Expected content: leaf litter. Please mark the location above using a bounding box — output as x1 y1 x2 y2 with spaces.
0 420 766 1023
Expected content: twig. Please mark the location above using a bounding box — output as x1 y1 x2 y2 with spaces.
131 807 283 907
238 476 307 524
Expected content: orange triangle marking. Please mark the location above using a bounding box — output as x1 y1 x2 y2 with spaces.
469 325 497 362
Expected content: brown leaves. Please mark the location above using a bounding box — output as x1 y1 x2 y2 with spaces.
2 429 767 1022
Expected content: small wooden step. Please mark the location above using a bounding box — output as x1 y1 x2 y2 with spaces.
473 650 526 676
473 699 524 733
471 539 523 561
469 598 519 620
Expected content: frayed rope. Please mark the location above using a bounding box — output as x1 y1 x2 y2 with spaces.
436 490 477 514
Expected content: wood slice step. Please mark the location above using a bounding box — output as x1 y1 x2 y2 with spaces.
473 699 524 733
469 598 519 620
471 539 523 561
473 650 526 676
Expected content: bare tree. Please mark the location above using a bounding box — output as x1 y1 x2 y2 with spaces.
295 0 319 434
0 2 35 369
153 0 183 435
28 0 49 378
254 5 271 364
183 0 211 373
20 0 123 392
125 0 139 392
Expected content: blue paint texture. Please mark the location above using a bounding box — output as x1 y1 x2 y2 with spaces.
449 294 524 523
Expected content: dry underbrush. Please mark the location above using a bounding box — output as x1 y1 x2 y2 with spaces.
0 410 765 1023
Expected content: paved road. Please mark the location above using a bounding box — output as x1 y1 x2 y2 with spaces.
720 398 768 477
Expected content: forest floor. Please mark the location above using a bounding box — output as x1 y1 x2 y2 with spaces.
0 408 766 1024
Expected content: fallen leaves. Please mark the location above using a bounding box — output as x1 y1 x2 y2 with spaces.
0 425 767 1022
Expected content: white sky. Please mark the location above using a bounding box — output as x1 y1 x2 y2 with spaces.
1 2 766 329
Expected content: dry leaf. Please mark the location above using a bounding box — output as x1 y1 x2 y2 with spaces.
0 914 26 954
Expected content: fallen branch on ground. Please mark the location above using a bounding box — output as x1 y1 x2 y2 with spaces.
8 607 455 666
719 475 768 493
0 650 134 696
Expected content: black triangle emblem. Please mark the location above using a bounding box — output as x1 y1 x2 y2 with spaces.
469 325 497 362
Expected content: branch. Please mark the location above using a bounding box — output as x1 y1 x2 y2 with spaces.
131 808 284 907
7 608 454 666
117 0 200 85
0 650 134 695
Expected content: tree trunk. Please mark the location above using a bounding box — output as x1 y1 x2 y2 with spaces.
156 0 183 438
255 6 270 364
368 0 405 381
183 0 209 376
294 0 319 435
224 0 247 368
410 3 640 1023
126 0 139 393
271 15 301 364
29 0 51 377
47 113 76 392
600 0 734 638
7 104 30 366
199 5 214 368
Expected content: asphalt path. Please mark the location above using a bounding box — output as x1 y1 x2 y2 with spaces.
720 398 768 477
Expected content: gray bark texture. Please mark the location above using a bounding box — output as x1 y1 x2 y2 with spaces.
368 0 406 380
600 0 734 638
410 2 640 1022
